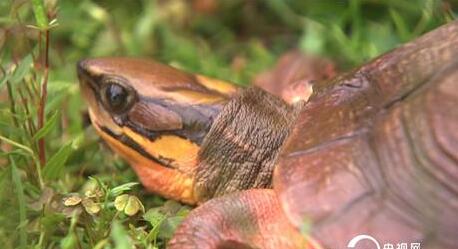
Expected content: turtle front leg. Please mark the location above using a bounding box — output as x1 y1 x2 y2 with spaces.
254 50 336 104
168 189 313 249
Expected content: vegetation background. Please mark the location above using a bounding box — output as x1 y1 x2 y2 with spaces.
0 0 456 248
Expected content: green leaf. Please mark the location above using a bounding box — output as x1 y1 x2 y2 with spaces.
43 142 74 180
158 216 185 239
61 212 79 249
10 54 33 84
41 212 65 232
390 9 410 42
109 182 139 196
33 111 59 140
144 208 167 244
31 0 48 29
0 168 10 203
92 239 109 249
60 234 77 249
111 221 133 249
0 74 10 89
299 20 325 54
144 208 167 228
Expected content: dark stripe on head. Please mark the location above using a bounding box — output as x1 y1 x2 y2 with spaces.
99 126 175 169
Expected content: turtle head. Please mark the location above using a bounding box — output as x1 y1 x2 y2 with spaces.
77 57 238 203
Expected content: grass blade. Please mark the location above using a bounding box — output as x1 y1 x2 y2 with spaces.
43 141 73 180
31 0 48 29
109 182 139 196
33 111 59 141
10 55 33 84
111 221 133 249
11 157 27 248
0 74 10 89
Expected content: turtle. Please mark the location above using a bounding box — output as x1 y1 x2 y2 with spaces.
77 21 458 249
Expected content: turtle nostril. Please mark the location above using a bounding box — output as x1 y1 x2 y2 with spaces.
77 59 90 78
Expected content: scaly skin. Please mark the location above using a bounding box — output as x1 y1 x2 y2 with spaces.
169 189 314 249
194 86 300 201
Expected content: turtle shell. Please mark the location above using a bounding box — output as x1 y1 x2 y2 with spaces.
168 21 458 249
274 20 458 249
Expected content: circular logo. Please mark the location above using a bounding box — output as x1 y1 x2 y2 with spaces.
347 234 381 249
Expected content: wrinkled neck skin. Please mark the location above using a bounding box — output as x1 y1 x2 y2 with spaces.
194 86 302 202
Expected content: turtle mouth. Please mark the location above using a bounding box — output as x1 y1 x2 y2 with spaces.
99 124 176 169
89 115 177 170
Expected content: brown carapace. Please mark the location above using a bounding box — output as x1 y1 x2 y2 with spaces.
79 21 458 249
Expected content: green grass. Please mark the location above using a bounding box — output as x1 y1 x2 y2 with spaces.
0 0 455 248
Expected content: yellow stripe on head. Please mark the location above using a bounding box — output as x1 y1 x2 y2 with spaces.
195 74 239 96
122 127 200 174
169 90 227 105
92 122 197 204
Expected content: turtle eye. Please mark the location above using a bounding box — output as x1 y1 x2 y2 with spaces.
101 82 135 114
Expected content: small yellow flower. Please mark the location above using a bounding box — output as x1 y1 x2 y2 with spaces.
84 188 103 198
82 198 101 214
63 195 82 206
114 194 144 216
